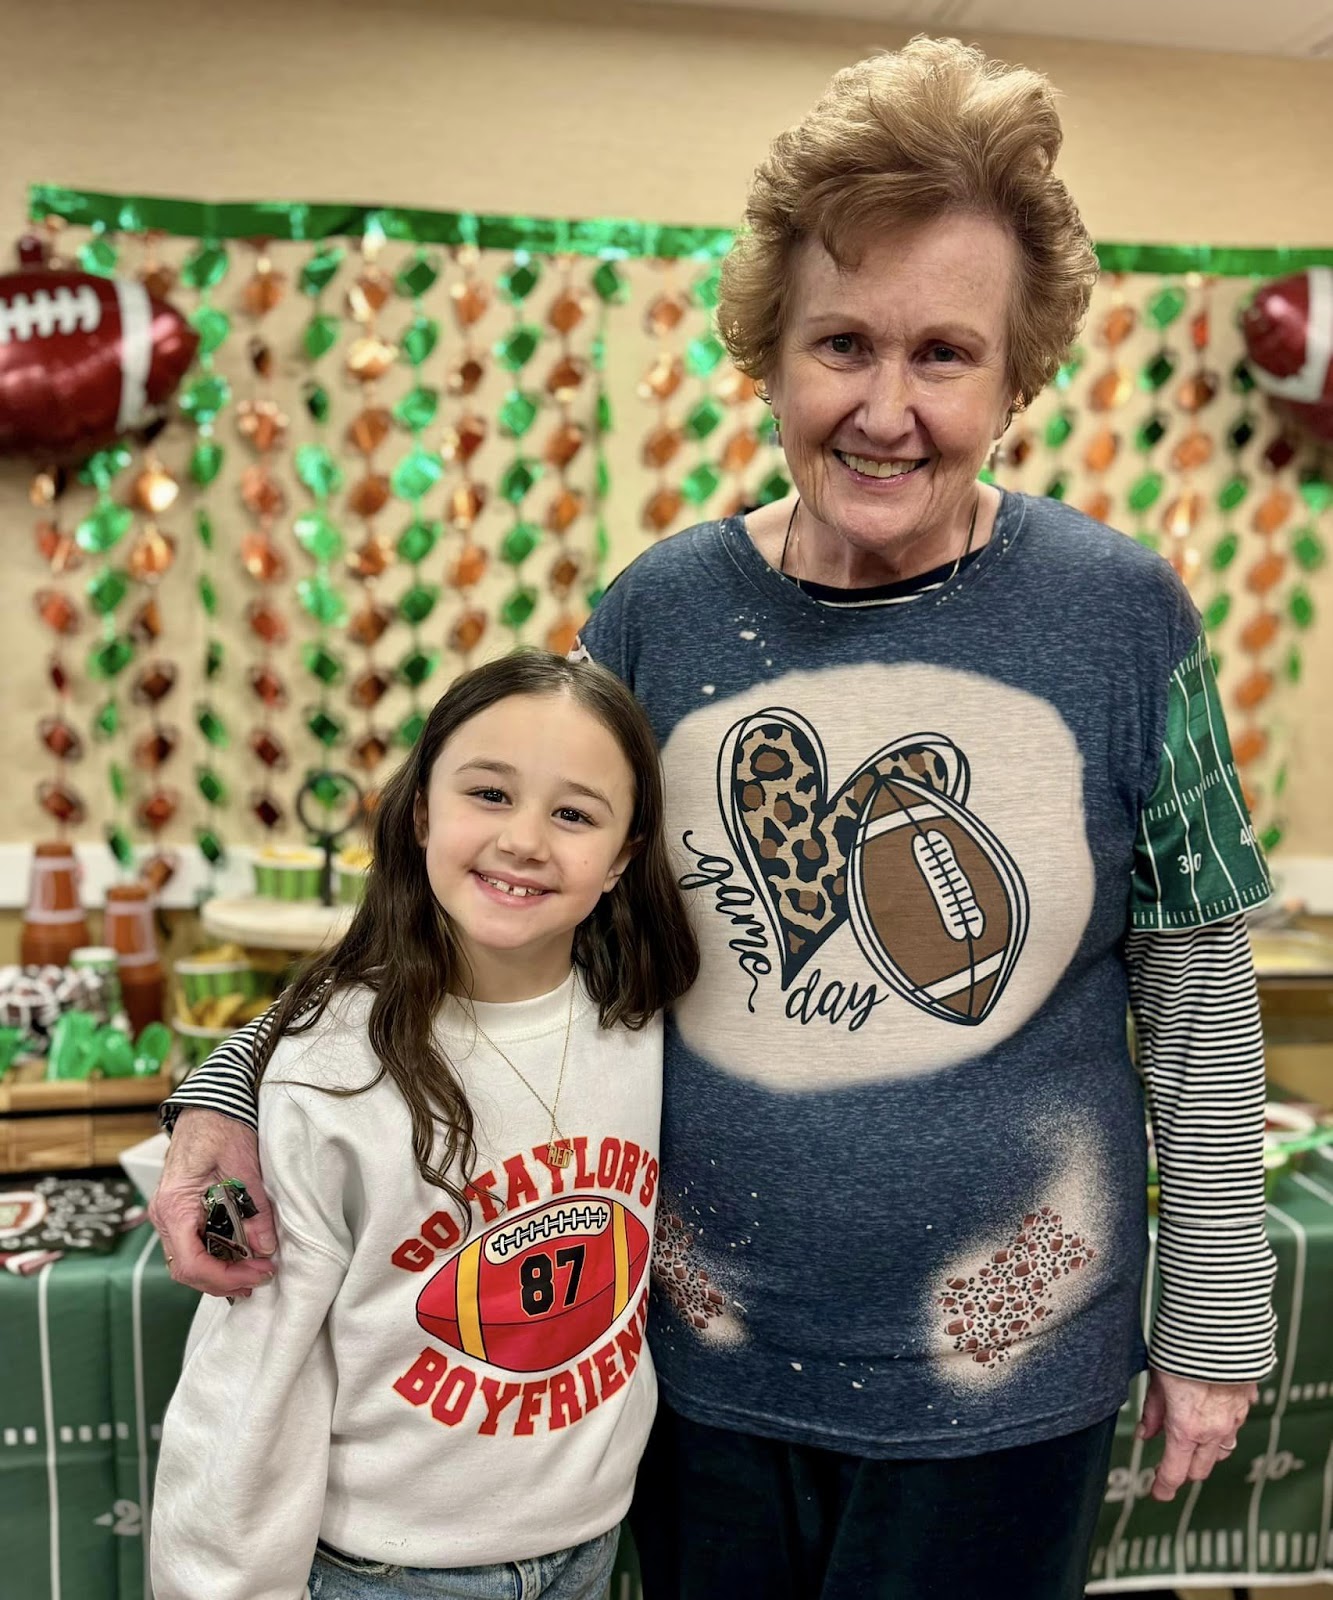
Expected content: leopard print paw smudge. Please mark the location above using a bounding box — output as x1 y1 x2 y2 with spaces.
653 1211 749 1347
937 1206 1097 1368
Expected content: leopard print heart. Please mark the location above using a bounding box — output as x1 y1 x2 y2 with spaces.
718 708 967 985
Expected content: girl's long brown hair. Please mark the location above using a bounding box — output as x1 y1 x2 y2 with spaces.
255 651 699 1217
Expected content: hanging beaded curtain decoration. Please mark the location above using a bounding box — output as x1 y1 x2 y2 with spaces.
381 244 442 790
440 244 491 696
175 231 235 871
22 220 88 838
988 269 1329 853
21 189 1331 858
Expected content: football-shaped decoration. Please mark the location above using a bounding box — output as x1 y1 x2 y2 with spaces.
417 1196 650 1373
1242 268 1333 444
0 1191 47 1239
0 270 198 457
849 772 1029 1025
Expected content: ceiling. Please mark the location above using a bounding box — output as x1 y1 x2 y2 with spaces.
631 0 1333 58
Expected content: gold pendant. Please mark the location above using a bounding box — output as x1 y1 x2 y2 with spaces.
547 1138 572 1169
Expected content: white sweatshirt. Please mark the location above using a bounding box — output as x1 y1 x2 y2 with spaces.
151 975 662 1600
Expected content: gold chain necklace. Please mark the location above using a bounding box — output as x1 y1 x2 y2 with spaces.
471 975 577 1168
783 492 979 609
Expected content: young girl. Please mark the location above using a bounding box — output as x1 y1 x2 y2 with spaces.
151 652 699 1600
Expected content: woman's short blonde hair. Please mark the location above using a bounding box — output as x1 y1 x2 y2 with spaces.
719 36 1098 407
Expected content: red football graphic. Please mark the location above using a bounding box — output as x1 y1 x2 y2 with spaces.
1242 268 1333 443
417 1196 650 1374
849 772 1029 1025
0 270 198 456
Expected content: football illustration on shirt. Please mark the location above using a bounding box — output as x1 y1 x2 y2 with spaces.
416 1196 650 1373
850 769 1028 1024
720 707 1028 1024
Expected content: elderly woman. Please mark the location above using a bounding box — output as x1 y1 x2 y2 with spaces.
153 37 1274 1600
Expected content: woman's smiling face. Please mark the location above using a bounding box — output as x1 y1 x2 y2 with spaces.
765 213 1020 583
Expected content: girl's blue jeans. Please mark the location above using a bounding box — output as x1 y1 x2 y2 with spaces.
306 1527 618 1600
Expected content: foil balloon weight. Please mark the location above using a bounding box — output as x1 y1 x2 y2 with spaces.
0 270 198 456
1242 268 1333 443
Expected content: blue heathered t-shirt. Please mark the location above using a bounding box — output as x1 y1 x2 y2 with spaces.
580 490 1244 1459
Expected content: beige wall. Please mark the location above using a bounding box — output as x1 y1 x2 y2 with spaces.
2 0 1333 853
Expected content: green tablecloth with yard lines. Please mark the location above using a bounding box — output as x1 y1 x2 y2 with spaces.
5 1155 1331 1598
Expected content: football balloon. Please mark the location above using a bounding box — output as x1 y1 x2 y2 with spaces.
1241 268 1333 443
0 270 198 457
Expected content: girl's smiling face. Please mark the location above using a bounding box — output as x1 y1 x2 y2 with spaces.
765 213 1019 583
417 691 636 998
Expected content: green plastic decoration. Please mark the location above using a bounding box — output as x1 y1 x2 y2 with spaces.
398 648 440 689
197 828 225 865
1128 472 1165 513
295 444 345 499
500 257 542 303
79 231 118 276
196 767 228 806
501 522 542 565
500 587 539 629
685 335 726 377
394 386 439 433
498 390 540 439
302 642 345 686
1292 529 1326 572
189 304 231 357
297 575 349 628
396 709 427 749
1044 411 1074 450
303 313 340 361
196 706 229 748
1216 474 1249 512
400 315 440 368
680 463 721 506
88 636 133 679
306 708 346 748
499 459 541 505
1139 353 1176 393
396 250 440 298
396 518 441 564
1202 594 1232 630
684 398 724 441
299 245 345 296
398 584 440 625
390 448 444 502
180 241 229 291
496 325 541 372
190 441 224 487
1210 532 1240 571
76 501 132 555
87 568 129 615
180 372 232 426
1146 285 1187 329
294 510 345 564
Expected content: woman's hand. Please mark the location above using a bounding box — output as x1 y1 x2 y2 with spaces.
147 1109 277 1297
1137 1367 1257 1500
